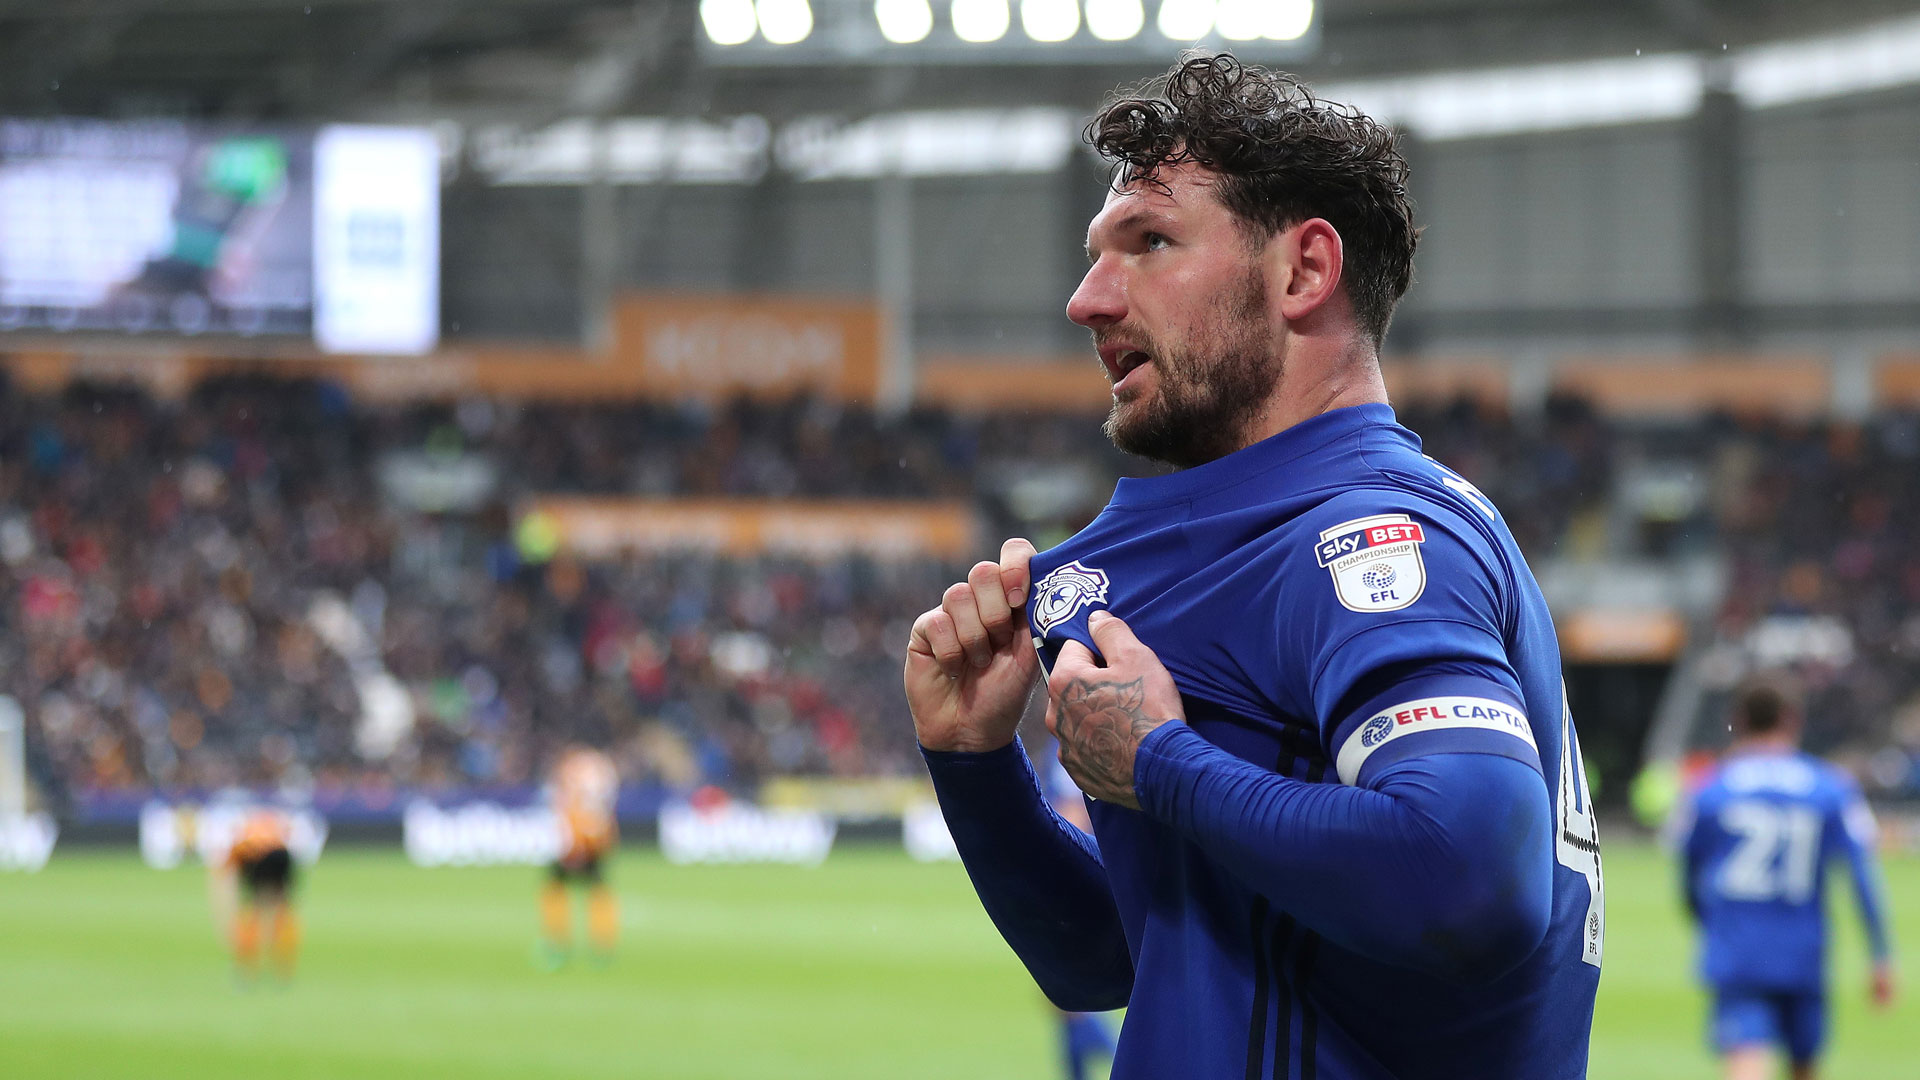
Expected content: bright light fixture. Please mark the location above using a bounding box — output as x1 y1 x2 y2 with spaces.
1084 0 1144 40
1264 0 1313 41
1731 13 1920 107
701 0 758 45
1213 0 1262 41
1324 54 1704 141
875 0 934 43
1156 0 1214 41
1021 0 1080 42
952 0 1011 42
756 0 813 44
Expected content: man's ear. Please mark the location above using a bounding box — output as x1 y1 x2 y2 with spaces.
1273 218 1344 324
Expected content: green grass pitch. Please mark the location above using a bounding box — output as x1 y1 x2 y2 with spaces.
1 841 1914 1078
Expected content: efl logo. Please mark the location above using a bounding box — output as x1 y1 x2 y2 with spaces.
1315 513 1428 613
1359 712 1395 748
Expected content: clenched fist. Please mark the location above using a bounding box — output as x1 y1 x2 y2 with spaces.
905 538 1041 753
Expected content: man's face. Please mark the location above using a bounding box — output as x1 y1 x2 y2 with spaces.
1067 162 1279 468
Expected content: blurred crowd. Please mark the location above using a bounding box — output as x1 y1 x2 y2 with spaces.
1697 410 1920 786
2 377 1133 809
7 373 1920 809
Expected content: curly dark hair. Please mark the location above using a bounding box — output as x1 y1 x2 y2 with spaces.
1086 53 1418 347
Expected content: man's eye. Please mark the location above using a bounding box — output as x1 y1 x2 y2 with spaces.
1144 232 1170 250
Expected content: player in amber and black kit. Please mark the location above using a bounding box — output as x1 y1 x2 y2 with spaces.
537 746 621 969
212 807 300 983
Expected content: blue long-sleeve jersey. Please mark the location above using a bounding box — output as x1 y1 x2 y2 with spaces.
1680 748 1892 991
925 404 1602 1079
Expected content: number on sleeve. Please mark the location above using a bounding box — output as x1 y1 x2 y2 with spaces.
1426 456 1498 521
1555 682 1604 967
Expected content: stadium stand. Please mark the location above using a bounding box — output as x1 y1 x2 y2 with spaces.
6 366 1918 821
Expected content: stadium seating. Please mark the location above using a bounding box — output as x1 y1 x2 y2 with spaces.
7 371 1918 815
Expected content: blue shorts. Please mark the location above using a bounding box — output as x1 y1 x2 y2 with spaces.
1711 988 1826 1064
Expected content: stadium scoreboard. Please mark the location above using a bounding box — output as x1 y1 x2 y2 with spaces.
0 119 439 355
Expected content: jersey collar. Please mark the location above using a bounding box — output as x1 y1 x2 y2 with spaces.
1107 402 1403 509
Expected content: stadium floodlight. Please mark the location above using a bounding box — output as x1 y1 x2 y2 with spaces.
701 0 759 45
1085 0 1144 41
1325 54 1704 141
1021 0 1080 43
1731 12 1920 107
1213 0 1263 41
875 0 934 43
952 0 1011 42
1155 0 1214 42
755 0 813 44
1264 0 1313 41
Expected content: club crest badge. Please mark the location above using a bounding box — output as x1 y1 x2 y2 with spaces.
1315 514 1428 613
1030 560 1111 637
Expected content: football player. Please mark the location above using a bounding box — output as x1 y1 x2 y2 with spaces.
211 806 300 984
1678 681 1895 1080
538 746 621 969
907 55 1601 1078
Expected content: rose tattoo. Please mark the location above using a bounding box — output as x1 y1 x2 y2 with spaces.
1049 674 1169 808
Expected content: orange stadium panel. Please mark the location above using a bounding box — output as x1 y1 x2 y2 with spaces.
1552 357 1830 416
1380 358 1509 407
524 497 979 561
4 292 885 405
612 294 882 402
915 355 1513 411
1872 355 1920 407
914 353 1111 411
1557 608 1688 663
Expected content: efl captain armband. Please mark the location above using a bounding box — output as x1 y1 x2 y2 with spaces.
1335 695 1536 785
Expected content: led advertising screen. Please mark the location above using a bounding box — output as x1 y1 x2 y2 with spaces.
0 120 437 354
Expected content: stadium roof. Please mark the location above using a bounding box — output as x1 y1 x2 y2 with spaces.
2 0 1918 122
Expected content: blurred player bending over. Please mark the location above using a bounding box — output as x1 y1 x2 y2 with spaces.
1678 681 1896 1080
906 54 1601 1078
539 746 621 969
211 806 300 984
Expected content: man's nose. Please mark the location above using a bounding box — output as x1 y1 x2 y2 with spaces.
1067 263 1125 328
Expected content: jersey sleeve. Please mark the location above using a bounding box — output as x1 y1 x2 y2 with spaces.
1838 776 1881 852
1674 783 1715 921
1278 491 1540 788
1829 772 1893 962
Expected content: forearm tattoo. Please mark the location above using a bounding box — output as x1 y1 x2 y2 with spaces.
1054 675 1164 804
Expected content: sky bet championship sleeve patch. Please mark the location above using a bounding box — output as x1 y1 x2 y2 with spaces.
1315 514 1429 613
1335 695 1537 785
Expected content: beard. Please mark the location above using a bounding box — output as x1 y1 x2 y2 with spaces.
1099 269 1278 469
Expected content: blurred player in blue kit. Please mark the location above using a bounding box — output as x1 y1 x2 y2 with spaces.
1678 681 1896 1080
905 55 1602 1079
